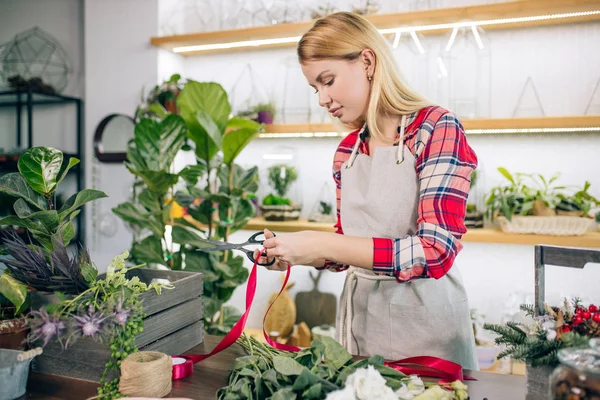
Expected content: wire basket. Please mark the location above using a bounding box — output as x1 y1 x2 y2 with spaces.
497 215 593 236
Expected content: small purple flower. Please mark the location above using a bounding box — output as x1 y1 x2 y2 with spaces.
72 308 106 339
29 309 66 347
113 299 130 327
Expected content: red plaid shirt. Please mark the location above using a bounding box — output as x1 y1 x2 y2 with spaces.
319 106 478 282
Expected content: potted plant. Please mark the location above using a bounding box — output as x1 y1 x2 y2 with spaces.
114 81 261 335
465 168 484 228
135 73 184 121
261 164 302 221
0 271 28 350
485 167 535 222
529 173 565 216
555 181 600 217
253 101 276 124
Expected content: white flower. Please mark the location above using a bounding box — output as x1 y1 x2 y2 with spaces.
326 386 356 400
413 386 454 400
546 329 557 341
396 375 426 399
343 366 397 400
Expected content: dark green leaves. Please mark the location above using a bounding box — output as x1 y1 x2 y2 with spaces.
18 147 64 196
0 173 47 210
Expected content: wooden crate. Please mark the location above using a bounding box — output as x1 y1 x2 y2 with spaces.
31 269 204 381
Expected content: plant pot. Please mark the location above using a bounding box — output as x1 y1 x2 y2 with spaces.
0 348 40 400
526 363 555 400
532 200 556 216
556 209 584 217
260 204 301 221
257 110 273 124
0 317 28 351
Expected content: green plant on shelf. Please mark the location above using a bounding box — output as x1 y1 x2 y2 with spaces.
263 164 298 207
485 167 536 221
555 181 600 217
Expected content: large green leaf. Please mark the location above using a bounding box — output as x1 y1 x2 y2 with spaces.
218 164 259 194
222 118 260 165
56 157 80 188
112 202 163 237
171 226 212 248
57 189 108 221
0 173 47 210
0 215 49 236
14 199 60 232
125 166 179 194
178 164 207 186
137 188 161 213
56 210 80 247
196 110 223 149
177 81 231 162
130 235 164 265
217 197 255 237
132 115 187 171
0 271 28 313
17 147 63 196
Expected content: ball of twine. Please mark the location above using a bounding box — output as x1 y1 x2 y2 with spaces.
118 351 172 398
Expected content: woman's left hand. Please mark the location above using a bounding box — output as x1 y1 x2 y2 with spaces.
263 229 321 266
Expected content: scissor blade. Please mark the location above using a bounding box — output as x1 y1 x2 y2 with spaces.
194 239 239 252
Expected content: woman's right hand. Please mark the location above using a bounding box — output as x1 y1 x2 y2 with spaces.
253 229 289 271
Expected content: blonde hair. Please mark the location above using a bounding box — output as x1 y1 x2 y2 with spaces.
298 12 431 141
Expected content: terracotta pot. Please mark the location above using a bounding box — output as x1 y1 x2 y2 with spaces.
532 200 556 216
0 317 28 350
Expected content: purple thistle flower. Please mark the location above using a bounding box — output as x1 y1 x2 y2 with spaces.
72 308 106 339
113 299 131 327
29 309 66 347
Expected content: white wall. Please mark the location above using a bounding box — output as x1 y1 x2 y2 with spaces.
84 0 161 268
0 0 84 152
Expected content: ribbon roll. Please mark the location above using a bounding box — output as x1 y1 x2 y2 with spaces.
171 356 194 380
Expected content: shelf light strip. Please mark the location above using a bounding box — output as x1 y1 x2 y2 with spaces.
173 10 600 53
259 126 600 138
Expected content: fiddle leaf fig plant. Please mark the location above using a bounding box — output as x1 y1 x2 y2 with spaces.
114 80 262 335
0 147 107 251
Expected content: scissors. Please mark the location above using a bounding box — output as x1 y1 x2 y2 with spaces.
195 231 276 266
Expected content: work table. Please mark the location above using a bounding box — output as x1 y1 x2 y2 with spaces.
24 335 526 399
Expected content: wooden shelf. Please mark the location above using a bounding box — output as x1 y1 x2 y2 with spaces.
151 0 600 55
238 217 600 249
259 116 600 137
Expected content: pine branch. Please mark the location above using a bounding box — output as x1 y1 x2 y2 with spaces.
520 303 535 317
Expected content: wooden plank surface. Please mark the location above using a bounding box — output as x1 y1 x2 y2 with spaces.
25 335 527 399
135 269 203 316
233 217 600 248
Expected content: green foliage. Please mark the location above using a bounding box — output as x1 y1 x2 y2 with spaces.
556 181 600 216
253 102 276 119
267 164 298 198
115 80 261 335
219 334 466 399
0 270 28 315
262 194 291 206
0 147 107 252
485 167 536 221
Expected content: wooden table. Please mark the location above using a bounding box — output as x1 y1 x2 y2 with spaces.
24 335 526 399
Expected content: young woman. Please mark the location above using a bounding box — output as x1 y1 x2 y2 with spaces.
257 12 478 369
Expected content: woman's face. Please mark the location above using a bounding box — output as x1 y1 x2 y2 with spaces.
301 57 371 124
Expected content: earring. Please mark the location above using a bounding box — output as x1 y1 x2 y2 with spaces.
367 75 372 81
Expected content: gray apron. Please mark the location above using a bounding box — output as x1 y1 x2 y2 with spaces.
336 115 478 370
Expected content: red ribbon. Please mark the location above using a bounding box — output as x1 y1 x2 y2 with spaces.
172 249 474 383
384 356 476 382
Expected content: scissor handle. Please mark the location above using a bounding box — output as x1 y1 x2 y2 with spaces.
247 250 276 266
246 231 275 244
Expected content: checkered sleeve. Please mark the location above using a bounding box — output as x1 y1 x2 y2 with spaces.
372 111 478 282
316 131 358 272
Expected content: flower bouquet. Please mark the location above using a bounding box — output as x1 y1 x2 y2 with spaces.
218 334 470 400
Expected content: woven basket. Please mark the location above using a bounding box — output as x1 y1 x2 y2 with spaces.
497 216 593 236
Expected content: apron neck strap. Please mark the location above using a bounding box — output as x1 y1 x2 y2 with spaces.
346 126 364 169
396 114 408 164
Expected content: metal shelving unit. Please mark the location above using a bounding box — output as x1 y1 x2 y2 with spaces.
0 89 85 246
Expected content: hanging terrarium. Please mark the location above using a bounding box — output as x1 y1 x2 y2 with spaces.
260 163 302 221
0 27 71 94
308 181 336 223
